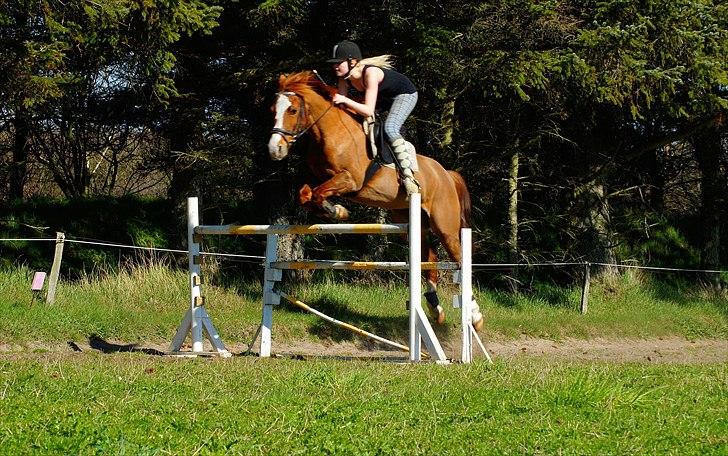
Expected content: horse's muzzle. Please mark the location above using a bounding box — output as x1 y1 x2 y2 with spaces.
268 135 288 160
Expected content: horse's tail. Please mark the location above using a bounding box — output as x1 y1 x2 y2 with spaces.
448 170 472 229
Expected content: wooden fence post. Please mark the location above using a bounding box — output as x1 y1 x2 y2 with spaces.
580 261 590 314
46 232 65 304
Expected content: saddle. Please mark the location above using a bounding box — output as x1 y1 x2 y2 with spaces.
362 115 419 172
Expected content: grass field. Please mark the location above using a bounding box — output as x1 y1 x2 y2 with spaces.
1 265 727 454
1 354 726 454
1 265 726 345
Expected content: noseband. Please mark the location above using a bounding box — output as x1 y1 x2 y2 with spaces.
271 91 334 146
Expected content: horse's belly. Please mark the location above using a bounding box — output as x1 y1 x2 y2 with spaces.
350 184 408 210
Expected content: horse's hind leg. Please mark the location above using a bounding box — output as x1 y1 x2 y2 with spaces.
392 209 445 325
422 235 445 325
427 202 484 331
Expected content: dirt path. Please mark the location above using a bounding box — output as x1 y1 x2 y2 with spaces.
262 337 728 364
483 337 728 364
4 336 725 364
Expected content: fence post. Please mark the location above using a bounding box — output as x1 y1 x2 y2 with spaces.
580 261 590 314
46 232 65 304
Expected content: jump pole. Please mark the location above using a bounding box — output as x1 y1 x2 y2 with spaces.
257 193 447 362
172 196 452 362
409 193 421 361
279 291 429 358
460 228 473 363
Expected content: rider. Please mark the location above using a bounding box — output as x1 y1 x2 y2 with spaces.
327 40 420 195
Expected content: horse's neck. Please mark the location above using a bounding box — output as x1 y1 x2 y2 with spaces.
307 96 368 167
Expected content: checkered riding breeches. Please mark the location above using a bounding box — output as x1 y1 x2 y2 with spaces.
383 92 418 143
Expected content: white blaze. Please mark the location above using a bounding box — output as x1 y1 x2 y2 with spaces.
268 94 292 160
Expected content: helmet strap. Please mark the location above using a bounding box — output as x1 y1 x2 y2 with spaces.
343 58 357 79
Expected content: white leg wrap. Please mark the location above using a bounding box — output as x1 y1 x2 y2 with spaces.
391 138 420 195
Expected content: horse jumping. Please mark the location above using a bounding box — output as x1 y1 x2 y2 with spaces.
267 71 483 330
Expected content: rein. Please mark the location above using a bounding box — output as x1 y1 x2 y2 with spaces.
271 91 334 146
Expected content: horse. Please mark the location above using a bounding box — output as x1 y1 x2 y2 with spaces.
267 71 483 331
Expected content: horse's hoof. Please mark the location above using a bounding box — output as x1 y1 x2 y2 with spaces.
436 306 446 325
471 300 484 331
424 291 445 325
333 204 349 220
427 303 446 325
472 313 484 332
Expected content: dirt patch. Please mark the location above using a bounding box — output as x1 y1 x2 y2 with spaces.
262 337 728 364
2 337 726 364
484 337 728 364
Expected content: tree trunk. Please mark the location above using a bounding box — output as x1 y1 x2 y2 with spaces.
439 99 456 148
254 176 308 283
576 177 617 276
10 109 29 200
506 148 519 292
692 124 724 288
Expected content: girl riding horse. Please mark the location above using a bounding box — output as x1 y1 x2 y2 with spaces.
327 40 419 196
268 71 483 331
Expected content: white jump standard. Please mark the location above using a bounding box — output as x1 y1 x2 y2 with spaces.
171 194 486 363
169 198 232 357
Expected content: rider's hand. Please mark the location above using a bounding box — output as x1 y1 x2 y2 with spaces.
333 94 348 106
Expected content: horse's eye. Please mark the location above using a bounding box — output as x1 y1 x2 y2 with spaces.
288 106 298 114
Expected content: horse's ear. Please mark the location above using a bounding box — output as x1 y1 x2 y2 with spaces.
278 74 287 87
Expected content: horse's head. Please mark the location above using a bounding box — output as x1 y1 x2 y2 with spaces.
268 90 306 160
268 72 336 160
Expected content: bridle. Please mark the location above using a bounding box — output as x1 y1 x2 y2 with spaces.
270 91 334 146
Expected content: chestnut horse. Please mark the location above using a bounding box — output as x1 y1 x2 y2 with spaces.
268 71 482 330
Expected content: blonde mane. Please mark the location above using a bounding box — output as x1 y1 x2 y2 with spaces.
347 55 395 79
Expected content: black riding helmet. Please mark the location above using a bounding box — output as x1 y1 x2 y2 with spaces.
326 40 362 63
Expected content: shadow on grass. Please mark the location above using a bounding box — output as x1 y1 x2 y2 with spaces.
87 334 166 356
282 294 455 346
642 275 728 319
493 286 577 310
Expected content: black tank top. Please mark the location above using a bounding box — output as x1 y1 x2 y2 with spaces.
355 65 417 111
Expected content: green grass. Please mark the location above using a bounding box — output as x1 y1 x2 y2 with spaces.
481 272 728 340
0 354 725 454
1 265 726 454
1 265 726 347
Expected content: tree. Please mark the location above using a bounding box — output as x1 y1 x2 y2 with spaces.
0 0 221 199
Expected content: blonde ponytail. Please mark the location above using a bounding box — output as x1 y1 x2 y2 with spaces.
347 55 395 79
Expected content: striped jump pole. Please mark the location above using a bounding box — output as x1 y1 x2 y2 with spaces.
279 291 429 358
171 195 467 362
196 223 407 235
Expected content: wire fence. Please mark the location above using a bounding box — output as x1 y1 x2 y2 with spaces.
1 236 265 263
2 236 726 274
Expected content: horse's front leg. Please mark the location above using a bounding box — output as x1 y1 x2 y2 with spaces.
301 171 358 220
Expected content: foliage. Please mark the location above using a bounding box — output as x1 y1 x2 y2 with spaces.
0 196 177 275
0 0 222 197
1 0 726 281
